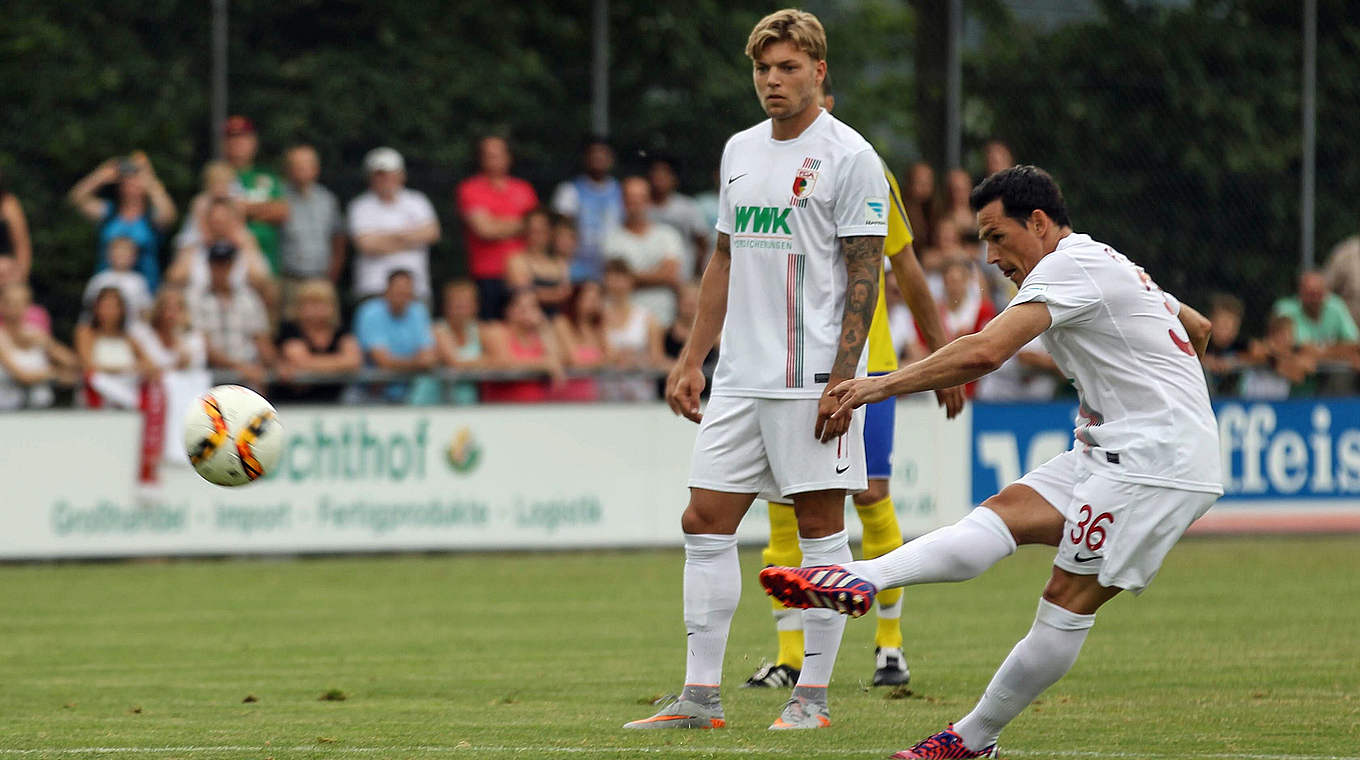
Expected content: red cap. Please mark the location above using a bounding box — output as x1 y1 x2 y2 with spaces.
223 115 255 137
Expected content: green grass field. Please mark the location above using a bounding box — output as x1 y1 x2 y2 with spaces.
0 536 1357 759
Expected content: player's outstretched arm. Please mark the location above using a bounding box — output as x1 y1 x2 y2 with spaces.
666 233 732 423
888 244 966 419
816 235 882 442
831 301 1051 418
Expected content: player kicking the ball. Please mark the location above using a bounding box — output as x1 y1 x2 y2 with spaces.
745 73 965 692
624 8 887 731
760 165 1223 757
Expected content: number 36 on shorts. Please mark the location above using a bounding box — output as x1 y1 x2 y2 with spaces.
1069 504 1114 552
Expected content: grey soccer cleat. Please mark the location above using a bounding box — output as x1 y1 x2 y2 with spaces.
769 695 831 729
623 694 726 729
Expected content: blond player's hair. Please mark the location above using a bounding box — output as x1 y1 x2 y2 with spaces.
745 9 827 62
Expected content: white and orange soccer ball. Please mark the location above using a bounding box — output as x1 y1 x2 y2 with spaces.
183 385 284 487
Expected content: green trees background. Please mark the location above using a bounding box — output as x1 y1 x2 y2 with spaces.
0 0 1353 336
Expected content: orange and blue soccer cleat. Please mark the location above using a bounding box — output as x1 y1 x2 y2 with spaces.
890 725 998 759
758 565 878 618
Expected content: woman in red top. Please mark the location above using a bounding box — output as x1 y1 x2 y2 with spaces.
480 289 565 403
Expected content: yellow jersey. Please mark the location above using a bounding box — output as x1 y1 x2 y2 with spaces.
866 164 914 373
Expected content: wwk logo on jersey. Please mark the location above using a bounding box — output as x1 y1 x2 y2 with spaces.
790 157 822 208
733 206 792 235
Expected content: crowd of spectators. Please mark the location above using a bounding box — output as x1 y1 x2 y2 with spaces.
0 122 1357 419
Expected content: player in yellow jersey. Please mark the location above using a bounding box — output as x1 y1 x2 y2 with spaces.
744 76 966 688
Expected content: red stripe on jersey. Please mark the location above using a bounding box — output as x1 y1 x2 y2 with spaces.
786 253 797 387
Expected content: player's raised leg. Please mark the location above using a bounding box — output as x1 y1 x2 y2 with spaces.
759 481 1047 613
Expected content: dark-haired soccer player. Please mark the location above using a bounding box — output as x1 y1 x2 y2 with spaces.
760 165 1222 758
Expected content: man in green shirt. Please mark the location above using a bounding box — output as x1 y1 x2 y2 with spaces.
1271 270 1360 364
224 115 289 274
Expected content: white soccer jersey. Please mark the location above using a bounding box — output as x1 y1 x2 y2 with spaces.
1007 233 1223 493
712 109 889 398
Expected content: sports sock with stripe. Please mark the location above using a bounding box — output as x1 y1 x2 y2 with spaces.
845 506 1016 591
953 598 1096 750
795 530 853 693
682 533 741 688
854 495 905 649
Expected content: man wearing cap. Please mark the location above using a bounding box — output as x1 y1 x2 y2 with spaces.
189 240 275 392
347 147 441 302
223 116 289 275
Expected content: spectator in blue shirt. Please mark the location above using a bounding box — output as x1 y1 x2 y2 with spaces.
354 269 436 402
68 152 177 291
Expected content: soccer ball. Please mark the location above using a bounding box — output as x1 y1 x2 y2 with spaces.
184 385 284 487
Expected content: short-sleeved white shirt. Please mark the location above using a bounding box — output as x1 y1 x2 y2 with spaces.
347 188 437 299
713 109 889 398
1007 233 1222 493
602 221 687 326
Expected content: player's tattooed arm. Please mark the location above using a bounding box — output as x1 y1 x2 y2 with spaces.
829 235 883 382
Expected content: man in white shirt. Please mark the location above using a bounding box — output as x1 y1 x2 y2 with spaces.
602 176 687 326
625 9 888 732
762 165 1223 759
347 147 440 300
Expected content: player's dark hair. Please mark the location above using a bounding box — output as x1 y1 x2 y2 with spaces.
387 268 414 287
969 165 1070 228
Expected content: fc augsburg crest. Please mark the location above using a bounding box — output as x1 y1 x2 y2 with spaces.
790 157 821 207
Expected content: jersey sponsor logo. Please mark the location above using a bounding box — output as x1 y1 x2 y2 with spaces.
734 205 793 235
864 198 887 225
728 172 749 185
790 157 822 208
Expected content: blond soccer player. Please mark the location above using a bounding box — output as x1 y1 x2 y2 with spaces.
625 9 889 730
745 75 964 691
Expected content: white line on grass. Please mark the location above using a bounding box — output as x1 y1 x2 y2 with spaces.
0 746 1354 760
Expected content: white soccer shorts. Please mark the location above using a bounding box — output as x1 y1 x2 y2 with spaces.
1017 449 1218 594
688 395 866 499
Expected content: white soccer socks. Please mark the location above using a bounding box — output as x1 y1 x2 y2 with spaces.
682 533 741 692
796 530 853 691
953 598 1097 751
845 507 1017 590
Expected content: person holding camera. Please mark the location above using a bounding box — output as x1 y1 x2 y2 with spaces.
68 151 177 291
